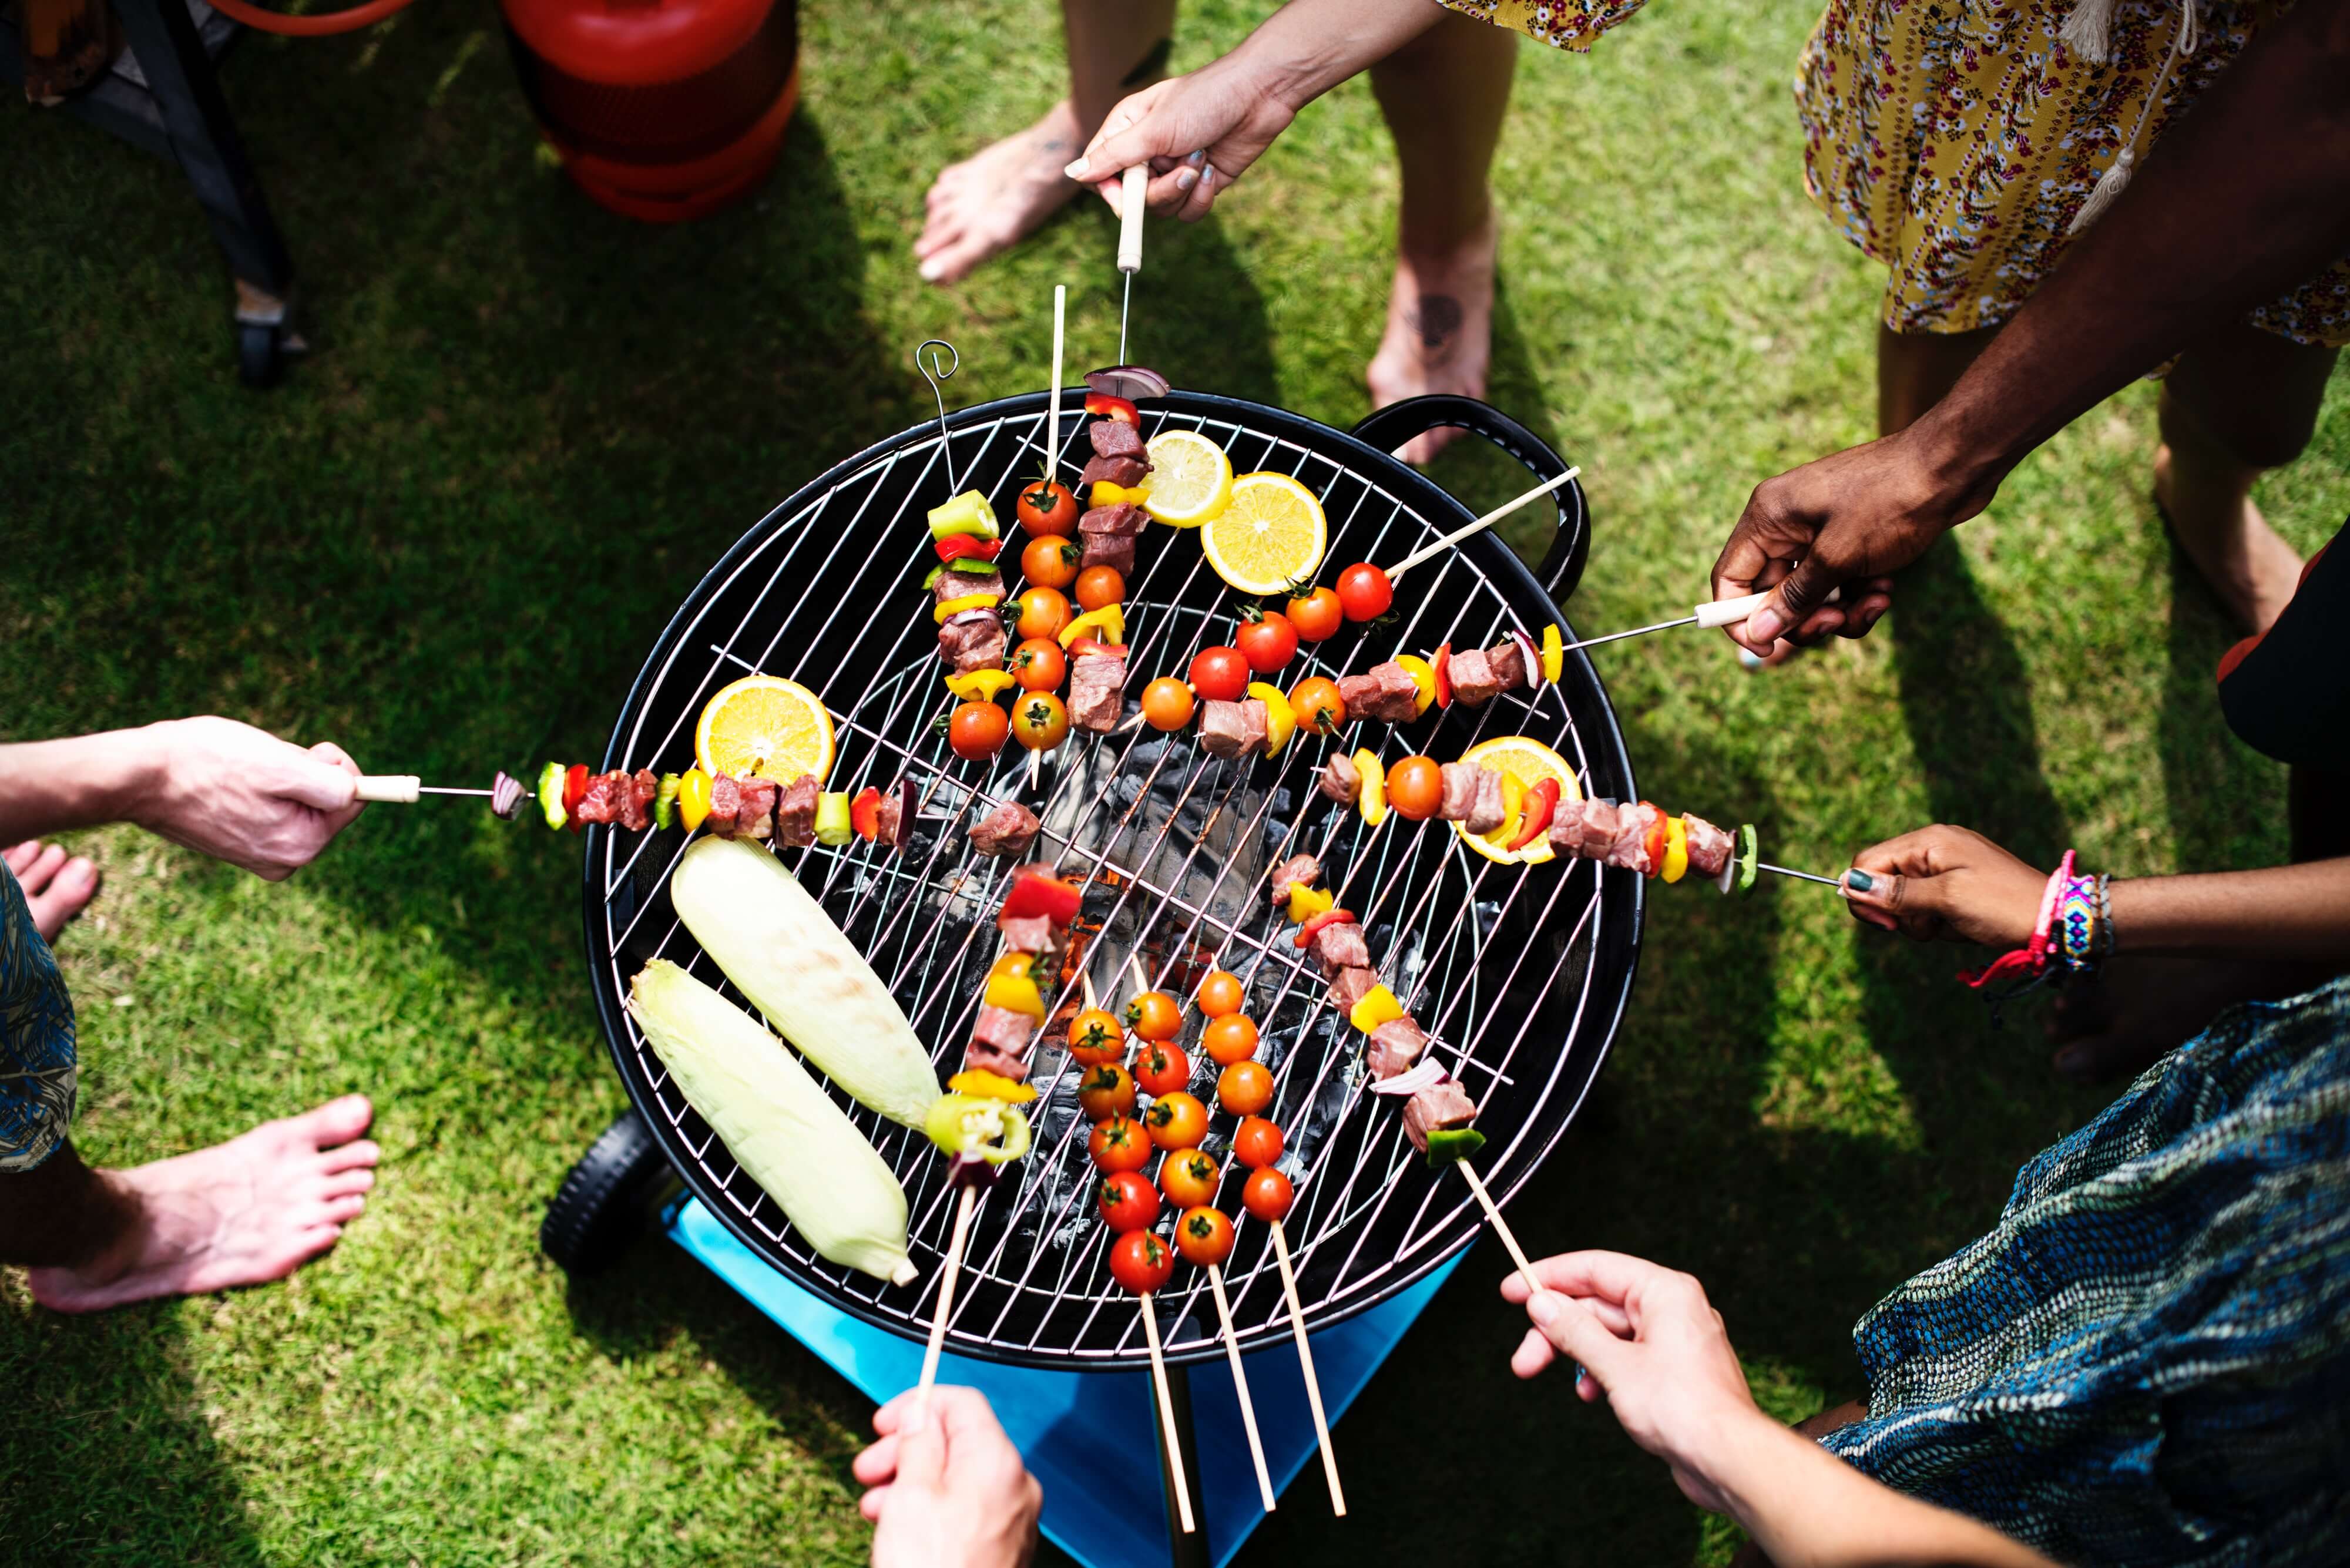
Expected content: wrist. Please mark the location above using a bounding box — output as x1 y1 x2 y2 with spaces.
110 724 176 829
1899 406 2013 525
1243 0 1428 113
1674 1402 1790 1516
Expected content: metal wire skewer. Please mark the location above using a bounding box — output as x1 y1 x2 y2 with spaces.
1556 586 1843 656
1759 862 1846 888
918 339 965 493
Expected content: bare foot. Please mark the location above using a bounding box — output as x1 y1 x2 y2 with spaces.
1367 214 1499 466
915 100 1092 286
28 1094 380 1313
2152 444 2305 633
2047 954 2326 1084
4 840 101 945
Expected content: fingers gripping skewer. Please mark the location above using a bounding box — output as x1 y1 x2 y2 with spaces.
1117 164 1147 364
1139 1292 1198 1535
1270 1220 1346 1516
913 1183 980 1421
1384 468 1580 585
1557 586 1842 656
1455 1160 1545 1304
1208 1263 1277 1512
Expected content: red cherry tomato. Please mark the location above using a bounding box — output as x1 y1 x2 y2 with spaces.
1017 479 1079 537
949 701 1009 761
1097 1170 1160 1233
1141 677 1196 732
1109 1229 1176 1294
1134 1042 1191 1098
1073 567 1124 612
1217 1059 1274 1117
1233 1116 1284 1170
1069 1008 1127 1067
1011 637 1067 692
1242 1166 1294 1223
1187 647 1250 703
1020 535 1080 589
1194 970 1244 1018
1288 676 1345 736
1234 610 1299 674
1124 991 1182 1042
1174 1206 1235 1267
1146 1091 1209 1150
1384 756 1444 821
1077 1063 1136 1121
1336 563 1394 622
1159 1148 1220 1209
1012 691 1070 751
1286 587 1344 643
1016 586 1072 643
1201 1013 1258 1066
1090 1114 1153 1173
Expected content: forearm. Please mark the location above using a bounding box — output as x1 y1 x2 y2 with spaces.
2110 858 2350 964
0 729 164 844
1238 0 1448 112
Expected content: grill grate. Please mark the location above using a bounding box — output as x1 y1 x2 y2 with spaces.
586 390 1641 1368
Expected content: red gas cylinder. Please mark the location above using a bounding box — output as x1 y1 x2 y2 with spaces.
502 0 798 222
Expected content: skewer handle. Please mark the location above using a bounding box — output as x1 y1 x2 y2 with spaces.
1692 584 1842 630
913 1185 979 1420
1048 284 1067 472
1387 468 1580 583
1456 1161 1546 1303
354 775 421 804
1208 1264 1277 1512
1270 1221 1347 1517
1117 165 1148 274
1139 1292 1198 1535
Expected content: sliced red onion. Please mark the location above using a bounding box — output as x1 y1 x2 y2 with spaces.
1716 858 1738 895
1509 629 1543 690
489 770 525 820
1084 365 1171 402
894 779 916 850
1368 1060 1450 1097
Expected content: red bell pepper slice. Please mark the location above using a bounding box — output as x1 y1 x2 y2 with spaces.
1639 800 1668 876
850 786 882 841
935 535 1003 565
1083 392 1140 426
1293 908 1358 950
1431 643 1452 709
1508 778 1560 851
562 764 589 832
1002 867 1083 925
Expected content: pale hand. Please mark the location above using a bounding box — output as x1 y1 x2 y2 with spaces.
136 718 363 880
1064 55 1300 223
1842 824 2048 948
855 1387 1041 1568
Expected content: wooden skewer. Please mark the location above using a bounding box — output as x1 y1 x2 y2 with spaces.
1139 1292 1198 1535
1385 468 1580 585
1269 1220 1346 1516
1049 284 1067 477
1207 1263 1277 1512
1455 1160 1545 1302
912 1183 980 1421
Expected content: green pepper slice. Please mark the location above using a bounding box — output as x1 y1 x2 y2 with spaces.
1422 1127 1486 1168
921 558 1006 590
926 490 999 543
923 1094 1032 1166
652 773 681 830
813 791 854 847
1737 822 1758 892
536 761 568 830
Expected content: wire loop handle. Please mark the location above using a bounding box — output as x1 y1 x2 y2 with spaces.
916 338 964 493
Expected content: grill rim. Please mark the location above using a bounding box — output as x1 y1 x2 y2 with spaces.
583 387 1644 1368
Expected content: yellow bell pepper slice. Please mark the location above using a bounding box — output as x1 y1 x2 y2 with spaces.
1540 623 1565 683
935 592 1005 626
1089 480 1149 509
946 669 1018 703
676 767 714 832
1354 749 1387 825
988 951 1037 982
945 1069 1039 1104
1287 884 1334 925
1247 682 1297 756
982 969 1047 1019
1661 814 1690 884
1392 654 1436 717
1483 773 1526 851
1348 983 1405 1035
1058 603 1126 649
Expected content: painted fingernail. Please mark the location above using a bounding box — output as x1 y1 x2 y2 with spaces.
1528 1292 1560 1327
1063 158 1089 180
1844 869 1874 892
1174 166 1197 192
1185 149 1207 167
1573 1363 1592 1385
1737 647 1763 671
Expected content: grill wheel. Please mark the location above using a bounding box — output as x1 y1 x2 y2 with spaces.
542 1109 676 1276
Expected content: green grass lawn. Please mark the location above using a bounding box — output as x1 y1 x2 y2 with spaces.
3 0 2345 1560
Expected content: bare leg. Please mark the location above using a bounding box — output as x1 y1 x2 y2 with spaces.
1365 11 1518 464
16 1095 380 1313
913 2 1177 284
2154 324 2335 633
3 840 100 945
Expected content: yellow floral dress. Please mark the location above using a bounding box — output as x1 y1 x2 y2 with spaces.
1439 0 2350 345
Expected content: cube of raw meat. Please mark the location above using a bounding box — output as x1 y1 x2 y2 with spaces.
1088 419 1146 459
1486 638 1528 691
1198 699 1268 759
938 610 1008 674
1335 662 1421 724
1465 767 1506 835
1079 454 1149 489
773 777 815 847
706 773 743 837
1320 753 1361 804
1310 919 1371 978
1327 966 1381 1014
1068 654 1127 733
970 1003 1035 1062
1078 502 1148 537
573 771 621 825
1437 762 1479 822
1367 1018 1429 1079
996 914 1061 953
1607 803 1659 873
934 566 1003 610
1448 649 1500 706
1401 1080 1478 1153
1079 533 1136 575
736 776 779 841
1270 854 1321 905
970 802 1042 858
1683 814 1735 879
621 768 660 832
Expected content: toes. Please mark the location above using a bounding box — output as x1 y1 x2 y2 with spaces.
287 1094 375 1149
310 1193 367 1225
4 841 41 876
16 842 66 895
25 857 101 937
320 1165 377 1198
319 1138 382 1175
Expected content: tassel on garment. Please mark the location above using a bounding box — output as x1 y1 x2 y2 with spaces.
2060 0 2118 62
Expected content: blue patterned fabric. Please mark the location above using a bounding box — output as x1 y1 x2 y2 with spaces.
0 861 78 1172
1824 978 2350 1565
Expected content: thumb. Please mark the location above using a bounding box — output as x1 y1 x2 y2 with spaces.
1526 1291 1630 1388
1065 90 1176 185
1842 864 1939 938
278 752 359 812
1744 555 1837 647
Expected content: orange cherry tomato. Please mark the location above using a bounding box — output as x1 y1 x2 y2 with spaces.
1074 566 1124 612
1232 1116 1284 1169
1109 1228 1175 1294
1194 970 1245 1018
948 701 1010 761
1288 676 1345 736
1286 586 1344 643
1011 637 1067 692
1090 1114 1153 1173
1385 755 1445 821
1012 691 1070 751
1141 677 1196 732
1146 1091 1208 1150
1077 1063 1136 1121
1097 1170 1160 1233
1125 990 1182 1042
1016 479 1079 537
1134 1042 1190 1098
1217 1059 1274 1116
1174 1206 1236 1267
1187 646 1250 703
1336 562 1394 621
1016 586 1072 643
1069 1008 1127 1067
1242 1166 1294 1223
1020 535 1081 589
1159 1148 1220 1209
1201 1013 1259 1066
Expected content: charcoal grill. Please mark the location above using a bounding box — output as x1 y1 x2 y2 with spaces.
580 389 1640 1379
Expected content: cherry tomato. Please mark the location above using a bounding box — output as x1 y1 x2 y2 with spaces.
1124 990 1182 1042
1011 637 1067 692
1109 1229 1176 1294
1069 1008 1127 1068
1187 646 1250 703
1174 1206 1236 1268
1134 1042 1190 1097
1336 562 1394 622
949 701 1009 761
1194 970 1245 1018
1017 479 1079 536
1020 534 1081 589
1077 1062 1136 1121
1242 1167 1294 1223
1012 691 1070 751
1146 1091 1209 1150
1097 1170 1160 1233
1159 1148 1220 1209
1134 677 1191 733
1289 676 1345 736
1074 566 1124 612
1090 1114 1153 1173
1234 610 1299 674
1285 586 1344 642
1016 586 1072 643
1385 755 1444 821
1217 1059 1274 1117
1201 1013 1258 1067
1233 1116 1284 1170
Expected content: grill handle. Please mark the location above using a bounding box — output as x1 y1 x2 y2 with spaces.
1349 395 1589 603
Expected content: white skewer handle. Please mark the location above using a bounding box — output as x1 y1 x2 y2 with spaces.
1049 285 1067 471
355 775 421 804
1117 165 1147 274
1386 468 1579 584
1693 584 1842 630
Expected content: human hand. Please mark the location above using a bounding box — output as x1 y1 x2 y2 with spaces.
1502 1252 1770 1513
1063 54 1300 223
855 1387 1041 1568
1841 824 2047 947
135 717 362 880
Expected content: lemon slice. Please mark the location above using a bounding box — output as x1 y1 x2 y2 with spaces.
1453 735 1582 865
696 674 835 786
1200 472 1327 594
1141 431 1233 528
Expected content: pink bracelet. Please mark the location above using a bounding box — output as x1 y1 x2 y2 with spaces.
1960 851 2074 998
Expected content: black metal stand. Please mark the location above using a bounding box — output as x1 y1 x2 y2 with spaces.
1 0 301 384
1154 1365 1212 1568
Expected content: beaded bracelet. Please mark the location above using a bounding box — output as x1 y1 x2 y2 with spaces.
1960 850 2110 1024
